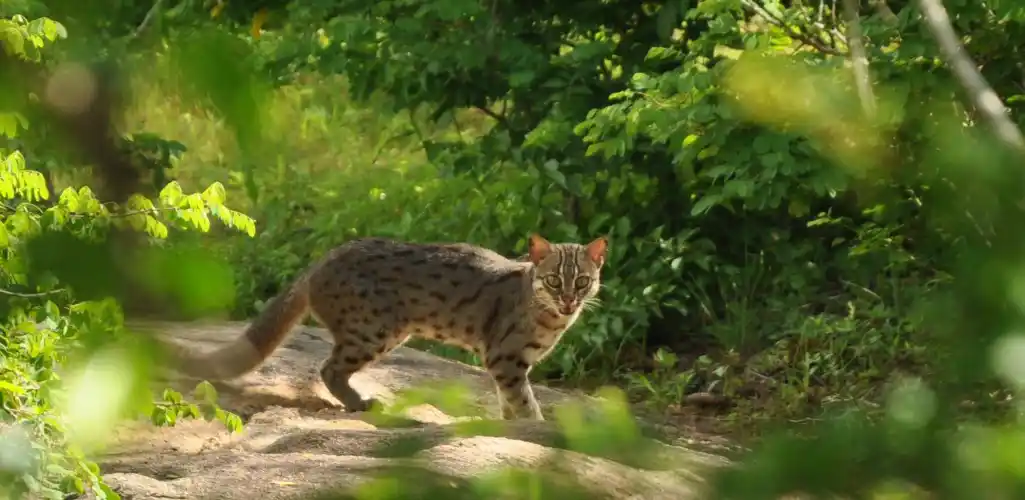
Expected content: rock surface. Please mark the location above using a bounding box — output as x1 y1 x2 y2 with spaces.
98 320 732 499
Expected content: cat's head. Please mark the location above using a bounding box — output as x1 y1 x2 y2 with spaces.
526 234 608 316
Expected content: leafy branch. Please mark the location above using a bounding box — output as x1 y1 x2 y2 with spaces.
740 0 846 56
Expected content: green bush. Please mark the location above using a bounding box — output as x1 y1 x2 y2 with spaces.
171 0 974 418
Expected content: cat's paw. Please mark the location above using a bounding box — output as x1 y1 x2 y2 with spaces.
301 395 343 411
345 397 383 413
500 405 546 420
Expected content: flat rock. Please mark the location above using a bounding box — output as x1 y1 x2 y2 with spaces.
96 320 731 499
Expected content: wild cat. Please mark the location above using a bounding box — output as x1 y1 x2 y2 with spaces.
161 234 608 419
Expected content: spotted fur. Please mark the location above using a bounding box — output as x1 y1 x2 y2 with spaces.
164 234 609 420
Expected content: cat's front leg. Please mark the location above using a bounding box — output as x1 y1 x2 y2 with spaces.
485 359 544 420
496 379 544 420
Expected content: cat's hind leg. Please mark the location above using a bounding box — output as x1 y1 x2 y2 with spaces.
317 318 408 413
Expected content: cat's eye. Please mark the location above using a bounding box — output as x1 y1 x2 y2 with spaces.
574 276 592 289
543 275 562 288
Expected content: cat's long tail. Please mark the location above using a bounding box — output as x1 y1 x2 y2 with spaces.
161 273 312 380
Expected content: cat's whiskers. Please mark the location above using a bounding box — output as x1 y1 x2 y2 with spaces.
581 297 603 311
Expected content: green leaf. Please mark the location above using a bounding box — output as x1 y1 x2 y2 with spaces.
542 160 567 188
162 388 183 404
159 181 184 206
0 379 27 394
193 380 219 405
509 70 536 88
691 193 722 215
201 182 227 205
6 149 26 170
0 20 26 58
752 134 773 155
656 2 680 41
222 413 243 433
0 112 27 138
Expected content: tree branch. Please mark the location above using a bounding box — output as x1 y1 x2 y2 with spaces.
842 0 877 118
916 0 1025 153
741 0 846 57
869 0 900 26
474 104 511 129
0 288 66 298
41 62 165 316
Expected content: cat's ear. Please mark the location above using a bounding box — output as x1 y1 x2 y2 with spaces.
585 236 608 267
528 234 552 264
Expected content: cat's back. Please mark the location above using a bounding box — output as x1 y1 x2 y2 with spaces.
314 237 524 277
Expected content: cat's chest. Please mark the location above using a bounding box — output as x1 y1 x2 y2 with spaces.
521 313 578 364
534 310 579 333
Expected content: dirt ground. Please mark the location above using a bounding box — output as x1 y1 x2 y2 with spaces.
95 320 734 499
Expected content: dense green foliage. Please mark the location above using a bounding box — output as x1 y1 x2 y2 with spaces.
219 0 1022 420
4 0 1025 497
0 12 250 497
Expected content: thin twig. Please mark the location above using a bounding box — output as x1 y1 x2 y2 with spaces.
129 0 166 40
406 108 427 145
0 288 66 298
8 199 212 219
916 0 1025 153
110 207 190 218
474 105 510 129
842 0 877 118
450 110 465 141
